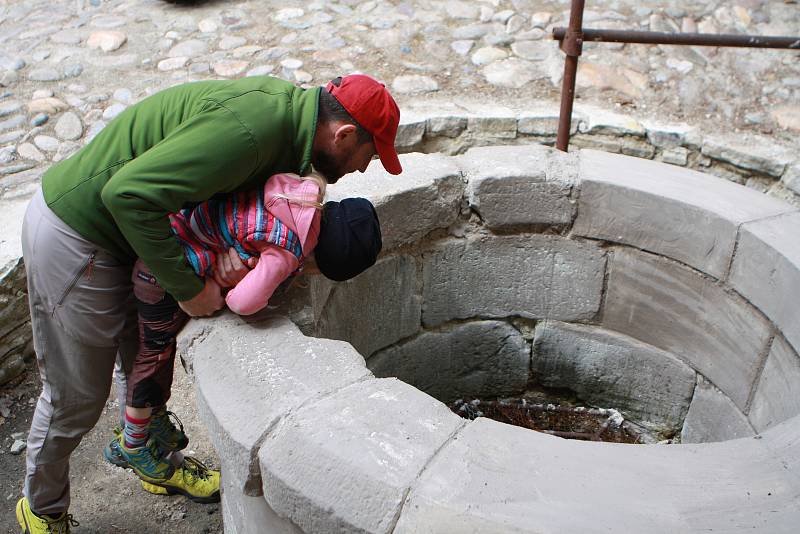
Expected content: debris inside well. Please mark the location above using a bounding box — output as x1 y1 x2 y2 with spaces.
451 398 652 444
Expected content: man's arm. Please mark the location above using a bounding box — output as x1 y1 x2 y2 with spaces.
101 102 259 302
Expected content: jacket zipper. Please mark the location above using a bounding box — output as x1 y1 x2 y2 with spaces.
56 251 97 306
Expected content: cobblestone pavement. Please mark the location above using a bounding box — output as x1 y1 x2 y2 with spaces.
1 0 799 192
1 0 799 532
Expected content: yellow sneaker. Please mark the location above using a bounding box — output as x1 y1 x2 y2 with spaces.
139 456 221 504
16 497 79 534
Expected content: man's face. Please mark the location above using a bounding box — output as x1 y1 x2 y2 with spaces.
312 126 377 183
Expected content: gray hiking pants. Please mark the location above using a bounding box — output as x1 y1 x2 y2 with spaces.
21 188 138 515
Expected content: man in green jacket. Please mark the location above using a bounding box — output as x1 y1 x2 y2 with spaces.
16 74 401 533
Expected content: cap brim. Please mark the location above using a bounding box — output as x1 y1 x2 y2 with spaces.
375 137 402 175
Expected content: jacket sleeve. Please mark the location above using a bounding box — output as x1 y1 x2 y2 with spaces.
225 246 298 316
100 101 260 301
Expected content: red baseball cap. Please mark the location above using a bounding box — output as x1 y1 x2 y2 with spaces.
326 74 402 175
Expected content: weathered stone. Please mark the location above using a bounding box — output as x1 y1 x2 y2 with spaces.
729 212 800 354
86 30 127 52
782 164 800 195
510 40 549 60
465 105 516 138
576 106 646 137
749 336 800 432
325 152 464 250
450 40 473 56
518 108 580 136
0 115 24 132
642 120 693 149
198 18 218 33
87 54 137 69
167 39 207 59
369 321 529 402
470 46 507 65
620 139 656 159
0 100 21 117
33 135 59 152
482 58 540 89
30 113 48 127
462 145 575 228
312 255 420 357
0 162 36 175
574 150 794 279
661 147 689 166
681 378 754 443
219 36 247 50
426 115 466 138
770 105 800 133
395 116 425 149
187 313 371 494
54 112 83 141
577 62 648 99
245 65 274 77
102 103 126 120
260 378 463 534
533 321 695 432
157 56 187 71
701 135 794 178
423 235 605 327
0 353 25 386
391 75 438 94
27 68 62 82
603 248 772 410
16 143 44 162
213 60 249 77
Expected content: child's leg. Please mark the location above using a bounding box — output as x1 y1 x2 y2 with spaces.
119 261 188 470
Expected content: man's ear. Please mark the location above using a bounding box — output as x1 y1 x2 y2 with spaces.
333 123 357 145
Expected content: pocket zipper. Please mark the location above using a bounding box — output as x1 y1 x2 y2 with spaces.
56 250 97 306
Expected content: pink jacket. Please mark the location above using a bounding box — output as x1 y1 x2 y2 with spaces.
224 174 321 315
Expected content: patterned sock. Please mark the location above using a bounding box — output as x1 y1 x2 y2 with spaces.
123 412 151 449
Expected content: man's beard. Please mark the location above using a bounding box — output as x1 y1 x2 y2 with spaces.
311 146 346 184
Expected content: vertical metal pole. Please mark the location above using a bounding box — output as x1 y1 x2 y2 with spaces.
556 0 586 152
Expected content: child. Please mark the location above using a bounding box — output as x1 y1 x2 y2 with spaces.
104 173 381 502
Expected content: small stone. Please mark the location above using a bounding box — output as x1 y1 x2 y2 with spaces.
86 30 127 52
32 50 51 62
55 112 83 141
0 162 35 175
30 113 49 127
11 432 26 440
666 58 693 74
54 141 80 162
232 46 262 58
274 8 304 22
392 75 439 94
212 60 248 77
157 57 188 71
479 6 494 22
102 103 126 121
168 40 207 59
530 12 552 28
27 68 62 82
0 115 24 131
113 88 133 104
50 29 83 45
451 40 475 56
491 10 514 24
17 142 45 162
506 14 526 34
511 40 549 61
198 19 218 33
453 23 491 40
483 58 538 88
471 46 507 66
0 56 25 71
0 146 15 164
85 121 106 143
90 14 127 29
280 58 303 70
294 70 313 83
0 130 24 144
218 36 247 50
64 64 83 78
246 65 274 77
770 105 800 133
189 63 210 74
0 100 21 117
10 440 26 455
0 71 19 87
34 135 59 152
32 89 54 99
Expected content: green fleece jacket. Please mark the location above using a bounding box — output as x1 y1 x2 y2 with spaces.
42 76 320 301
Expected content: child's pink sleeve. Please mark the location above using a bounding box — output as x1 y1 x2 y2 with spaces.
224 247 298 315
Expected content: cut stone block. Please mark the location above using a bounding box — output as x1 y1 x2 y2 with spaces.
427 115 467 138
188 313 371 494
681 378 755 443
575 105 646 137
603 248 771 410
783 163 800 195
701 134 794 178
396 417 794 533
311 255 420 357
422 235 606 327
220 472 303 534
749 336 800 432
729 211 800 354
532 321 695 433
368 320 529 403
462 145 575 228
574 150 794 279
464 104 517 139
259 378 463 534
517 107 581 137
327 152 464 250
395 113 426 149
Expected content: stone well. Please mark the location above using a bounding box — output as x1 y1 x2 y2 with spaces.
181 145 800 533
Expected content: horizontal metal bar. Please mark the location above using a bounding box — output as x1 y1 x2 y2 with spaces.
553 27 800 49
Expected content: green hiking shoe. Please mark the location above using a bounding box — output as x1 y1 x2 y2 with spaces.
115 435 175 482
16 497 79 534
140 456 221 504
149 407 189 453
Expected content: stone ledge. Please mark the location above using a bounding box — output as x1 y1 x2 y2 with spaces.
574 150 795 279
681 378 755 444
749 336 800 433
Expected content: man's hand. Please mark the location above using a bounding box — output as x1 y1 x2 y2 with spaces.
213 248 258 288
178 278 224 317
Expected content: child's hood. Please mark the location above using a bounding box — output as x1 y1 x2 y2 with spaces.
265 173 321 253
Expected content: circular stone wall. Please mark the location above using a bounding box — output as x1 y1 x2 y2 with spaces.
182 145 800 534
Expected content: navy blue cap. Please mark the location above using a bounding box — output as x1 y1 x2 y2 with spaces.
315 198 382 282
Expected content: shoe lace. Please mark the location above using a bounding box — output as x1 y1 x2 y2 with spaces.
152 409 185 438
45 513 79 533
180 456 212 484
